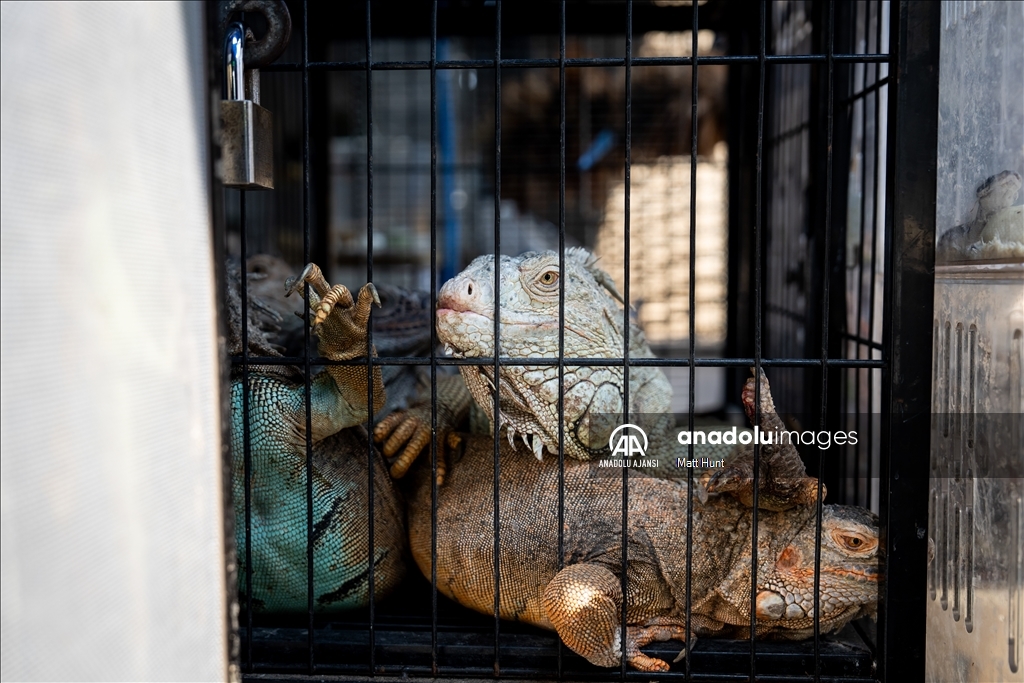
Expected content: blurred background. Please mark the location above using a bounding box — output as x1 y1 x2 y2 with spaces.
228 2 742 416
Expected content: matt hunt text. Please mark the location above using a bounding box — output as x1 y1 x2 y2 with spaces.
675 458 725 469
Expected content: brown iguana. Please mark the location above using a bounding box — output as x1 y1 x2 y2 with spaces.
405 370 880 672
227 261 406 612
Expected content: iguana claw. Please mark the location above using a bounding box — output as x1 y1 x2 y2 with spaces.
625 623 693 672
284 262 329 299
350 283 381 330
372 375 472 486
284 265 380 331
373 408 449 486
313 284 354 327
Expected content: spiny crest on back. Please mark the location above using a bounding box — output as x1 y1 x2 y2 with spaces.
566 246 624 304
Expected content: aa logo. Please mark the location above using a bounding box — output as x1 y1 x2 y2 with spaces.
608 424 648 458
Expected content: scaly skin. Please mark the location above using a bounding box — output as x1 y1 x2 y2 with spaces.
244 253 435 420
407 374 880 672
700 369 822 511
435 248 672 461
376 247 671 477
228 262 406 612
384 249 877 670
380 249 818 506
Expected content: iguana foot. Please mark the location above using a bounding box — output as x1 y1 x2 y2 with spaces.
375 408 443 484
314 284 355 327
373 375 472 483
705 455 821 511
311 279 381 361
285 263 381 332
625 621 692 672
543 563 623 668
543 564 694 672
375 410 428 471
705 368 821 511
373 412 464 484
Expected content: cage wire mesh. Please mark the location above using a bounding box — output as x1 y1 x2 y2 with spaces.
215 1 935 680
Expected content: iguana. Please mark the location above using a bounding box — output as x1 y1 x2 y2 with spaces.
227 261 406 612
377 248 817 507
378 248 877 670
374 248 672 478
405 370 880 672
438 249 673 460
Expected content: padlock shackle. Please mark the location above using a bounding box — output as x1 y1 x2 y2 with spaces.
224 22 245 102
220 0 292 70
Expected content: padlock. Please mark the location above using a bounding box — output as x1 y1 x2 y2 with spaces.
221 22 273 190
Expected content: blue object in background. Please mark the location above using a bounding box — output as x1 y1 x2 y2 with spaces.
577 128 615 172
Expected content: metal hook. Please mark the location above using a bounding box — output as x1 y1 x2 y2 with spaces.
220 0 292 70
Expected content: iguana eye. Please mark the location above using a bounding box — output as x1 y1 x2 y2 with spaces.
538 270 558 286
832 530 875 553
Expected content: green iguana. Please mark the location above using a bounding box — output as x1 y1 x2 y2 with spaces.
377 249 817 505
227 261 406 612
374 248 671 479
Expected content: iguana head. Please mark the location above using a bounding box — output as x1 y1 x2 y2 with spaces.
437 248 626 359
436 248 671 461
737 503 880 636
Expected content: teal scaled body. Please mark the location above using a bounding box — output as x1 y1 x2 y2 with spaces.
227 261 406 613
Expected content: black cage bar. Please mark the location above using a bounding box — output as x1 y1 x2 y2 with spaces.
210 1 938 681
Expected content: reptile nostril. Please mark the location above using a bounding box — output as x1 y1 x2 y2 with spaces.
467 283 473 296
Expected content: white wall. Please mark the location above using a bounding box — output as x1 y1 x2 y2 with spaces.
1 2 228 680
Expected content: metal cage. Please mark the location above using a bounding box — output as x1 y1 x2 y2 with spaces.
210 1 939 680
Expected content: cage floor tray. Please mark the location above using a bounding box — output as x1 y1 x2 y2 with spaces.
239 576 875 681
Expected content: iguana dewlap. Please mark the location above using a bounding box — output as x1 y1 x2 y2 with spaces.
407 430 879 672
228 262 405 612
